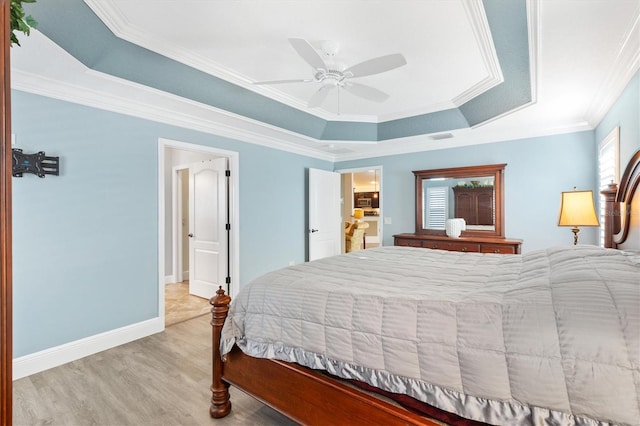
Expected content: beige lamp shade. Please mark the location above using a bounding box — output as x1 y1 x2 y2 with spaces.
558 189 600 227
353 209 364 220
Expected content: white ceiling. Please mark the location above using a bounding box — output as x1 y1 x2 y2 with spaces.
10 0 640 160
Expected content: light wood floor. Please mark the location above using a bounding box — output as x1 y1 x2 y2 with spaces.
13 314 297 426
165 281 212 327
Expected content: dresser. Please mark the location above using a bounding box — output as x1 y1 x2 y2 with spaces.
393 233 522 254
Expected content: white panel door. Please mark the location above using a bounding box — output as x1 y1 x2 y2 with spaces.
308 168 341 261
188 158 228 299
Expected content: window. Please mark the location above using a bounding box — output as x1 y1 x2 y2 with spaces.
425 186 448 229
598 127 619 246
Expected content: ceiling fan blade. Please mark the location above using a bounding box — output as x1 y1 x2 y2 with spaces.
288 38 327 70
343 53 407 78
308 85 335 108
253 78 314 85
343 82 390 103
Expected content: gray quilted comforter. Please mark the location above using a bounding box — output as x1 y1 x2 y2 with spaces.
220 246 640 425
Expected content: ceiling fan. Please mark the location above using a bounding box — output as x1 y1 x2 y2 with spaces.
253 38 407 111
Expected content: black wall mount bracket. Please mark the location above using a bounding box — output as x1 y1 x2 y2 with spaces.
12 149 59 178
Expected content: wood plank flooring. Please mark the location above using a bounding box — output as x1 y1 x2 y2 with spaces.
13 315 297 425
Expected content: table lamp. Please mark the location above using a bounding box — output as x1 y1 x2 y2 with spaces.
557 187 600 245
353 209 364 222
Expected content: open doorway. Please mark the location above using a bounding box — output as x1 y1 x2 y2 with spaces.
337 166 383 253
159 139 240 329
166 166 206 326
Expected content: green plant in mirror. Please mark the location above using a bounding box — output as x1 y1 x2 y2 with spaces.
10 0 37 46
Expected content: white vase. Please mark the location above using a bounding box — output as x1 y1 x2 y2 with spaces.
445 218 466 238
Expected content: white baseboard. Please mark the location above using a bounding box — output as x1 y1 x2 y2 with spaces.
13 317 164 380
164 274 176 284
182 270 189 281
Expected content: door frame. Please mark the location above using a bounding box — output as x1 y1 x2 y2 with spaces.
172 165 188 286
158 138 240 324
1 1 11 422
334 165 384 247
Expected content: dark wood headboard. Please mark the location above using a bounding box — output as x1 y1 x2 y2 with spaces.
602 149 640 249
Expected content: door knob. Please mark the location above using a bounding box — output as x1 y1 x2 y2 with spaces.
188 233 194 238
309 229 319 233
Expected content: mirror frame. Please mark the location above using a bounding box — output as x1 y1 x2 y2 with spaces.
414 163 506 238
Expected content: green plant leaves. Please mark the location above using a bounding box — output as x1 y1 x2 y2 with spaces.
10 0 38 46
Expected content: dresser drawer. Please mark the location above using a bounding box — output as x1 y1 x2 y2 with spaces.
395 238 422 248
421 241 444 250
445 241 480 253
421 241 480 252
480 244 517 254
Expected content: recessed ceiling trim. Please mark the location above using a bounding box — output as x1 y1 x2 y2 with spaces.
33 0 534 142
457 0 532 127
469 0 539 129
83 0 128 35
83 0 379 124
526 0 539 106
452 0 504 107
85 0 504 124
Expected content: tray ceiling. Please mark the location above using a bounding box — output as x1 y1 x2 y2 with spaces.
9 0 640 160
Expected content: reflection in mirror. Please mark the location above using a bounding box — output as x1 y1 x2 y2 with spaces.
414 164 506 238
422 176 495 231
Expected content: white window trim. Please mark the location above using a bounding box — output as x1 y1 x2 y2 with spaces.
598 126 619 246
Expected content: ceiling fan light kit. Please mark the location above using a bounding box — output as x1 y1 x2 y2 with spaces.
254 38 406 112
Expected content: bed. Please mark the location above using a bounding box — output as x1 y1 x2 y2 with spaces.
209 150 640 426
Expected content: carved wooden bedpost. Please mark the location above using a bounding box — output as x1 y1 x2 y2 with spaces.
210 286 232 418
601 182 620 248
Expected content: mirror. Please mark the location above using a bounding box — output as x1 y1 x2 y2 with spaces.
414 164 506 238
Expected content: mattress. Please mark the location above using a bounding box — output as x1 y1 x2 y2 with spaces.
220 246 640 425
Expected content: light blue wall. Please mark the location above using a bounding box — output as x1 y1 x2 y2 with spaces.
11 90 331 357
336 131 598 252
595 71 640 167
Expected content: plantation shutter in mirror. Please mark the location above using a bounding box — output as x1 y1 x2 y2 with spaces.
425 187 448 229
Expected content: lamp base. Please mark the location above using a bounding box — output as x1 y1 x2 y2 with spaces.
571 226 580 245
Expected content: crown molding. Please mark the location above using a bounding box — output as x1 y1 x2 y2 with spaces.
451 0 504 107
11 65 338 162
585 6 640 127
11 59 594 165
465 0 538 129
83 0 129 35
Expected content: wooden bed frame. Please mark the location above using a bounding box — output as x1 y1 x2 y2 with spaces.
209 150 640 425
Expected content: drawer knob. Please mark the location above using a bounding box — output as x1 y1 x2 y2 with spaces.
493 249 500 253
461 247 468 252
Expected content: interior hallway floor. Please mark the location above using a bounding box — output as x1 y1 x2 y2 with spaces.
165 281 212 327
